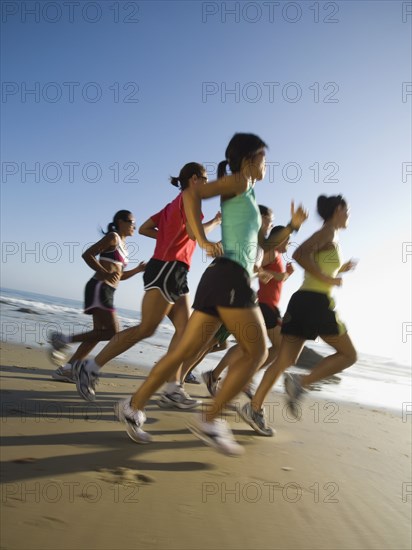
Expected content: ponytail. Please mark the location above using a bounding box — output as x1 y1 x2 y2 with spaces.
101 209 132 234
217 160 229 178
170 162 205 191
170 176 180 188
222 133 268 175
104 221 117 234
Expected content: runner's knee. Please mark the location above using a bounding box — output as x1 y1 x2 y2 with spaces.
242 345 267 369
138 324 157 339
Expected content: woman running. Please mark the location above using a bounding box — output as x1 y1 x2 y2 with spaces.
240 194 358 435
183 206 273 386
49 210 145 381
73 163 221 406
201 225 296 405
112 133 307 455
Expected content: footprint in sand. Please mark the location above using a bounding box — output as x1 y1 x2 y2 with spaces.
95 467 155 485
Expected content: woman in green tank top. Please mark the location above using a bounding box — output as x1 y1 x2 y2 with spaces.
111 133 307 455
241 195 358 435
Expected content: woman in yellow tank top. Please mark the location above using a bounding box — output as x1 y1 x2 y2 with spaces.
240 195 358 435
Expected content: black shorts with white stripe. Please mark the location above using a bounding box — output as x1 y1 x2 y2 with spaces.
143 258 189 304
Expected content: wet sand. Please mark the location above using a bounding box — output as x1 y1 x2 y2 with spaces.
1 342 411 550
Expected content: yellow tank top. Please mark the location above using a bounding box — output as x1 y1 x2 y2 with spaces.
300 246 341 295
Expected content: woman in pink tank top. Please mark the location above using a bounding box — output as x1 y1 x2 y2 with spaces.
48 210 145 382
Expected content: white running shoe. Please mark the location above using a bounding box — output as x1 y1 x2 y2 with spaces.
188 415 244 456
73 359 99 401
48 348 68 366
114 398 151 444
157 385 201 410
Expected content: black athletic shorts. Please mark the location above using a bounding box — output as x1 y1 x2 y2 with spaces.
281 290 346 340
84 278 115 314
192 257 258 317
259 302 282 330
143 258 189 304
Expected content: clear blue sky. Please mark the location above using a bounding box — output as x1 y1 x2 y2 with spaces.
1 1 411 363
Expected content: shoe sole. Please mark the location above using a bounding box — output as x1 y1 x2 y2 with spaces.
113 403 151 444
239 407 275 437
74 364 96 402
187 421 244 457
76 380 96 401
156 399 201 410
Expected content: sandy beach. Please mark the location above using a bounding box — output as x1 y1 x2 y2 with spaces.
1 341 411 550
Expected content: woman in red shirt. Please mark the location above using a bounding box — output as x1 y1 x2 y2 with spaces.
73 162 221 405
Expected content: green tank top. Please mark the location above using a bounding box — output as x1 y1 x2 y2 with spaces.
300 246 341 295
221 185 261 277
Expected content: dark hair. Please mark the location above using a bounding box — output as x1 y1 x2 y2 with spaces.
103 210 132 234
259 204 272 216
269 225 286 237
317 195 347 222
170 162 205 191
218 133 268 178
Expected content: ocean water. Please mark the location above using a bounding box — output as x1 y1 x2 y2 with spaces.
1 287 410 413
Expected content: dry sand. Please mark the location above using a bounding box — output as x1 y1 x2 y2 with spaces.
1 342 411 550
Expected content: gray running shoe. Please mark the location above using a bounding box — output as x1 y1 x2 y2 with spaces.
73 359 99 402
51 365 75 383
188 415 244 456
184 372 200 384
201 370 220 397
284 372 304 418
49 331 69 351
239 402 274 436
114 398 151 444
157 386 201 410
48 332 70 366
